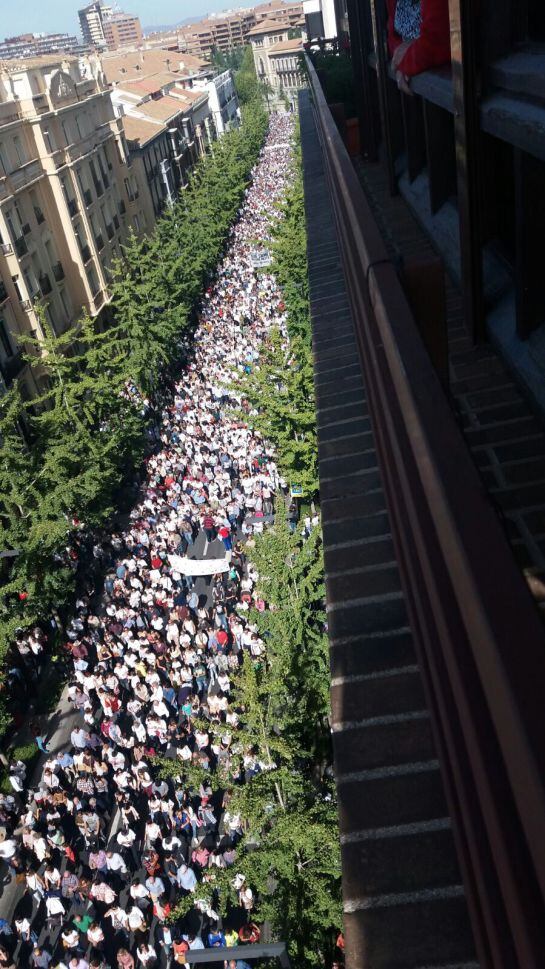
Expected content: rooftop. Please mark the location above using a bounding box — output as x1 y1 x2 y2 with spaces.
268 36 304 52
0 53 78 72
137 94 186 121
114 71 180 94
246 18 290 35
122 113 164 146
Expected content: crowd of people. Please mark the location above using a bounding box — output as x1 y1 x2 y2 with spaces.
0 112 296 969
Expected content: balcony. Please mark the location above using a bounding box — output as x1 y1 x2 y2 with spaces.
39 272 52 296
32 92 50 113
83 189 93 207
9 159 42 191
67 197 79 217
0 243 13 256
106 223 114 240
14 237 28 258
52 261 64 282
75 78 97 100
0 101 22 125
0 350 25 386
21 222 31 237
95 233 104 251
19 299 32 312
34 206 45 225
80 245 92 264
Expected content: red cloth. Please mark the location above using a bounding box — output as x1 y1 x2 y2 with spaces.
386 0 451 77
151 556 163 569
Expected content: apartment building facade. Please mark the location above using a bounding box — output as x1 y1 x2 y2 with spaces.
195 70 240 135
177 2 303 59
78 2 113 49
248 20 304 92
0 33 80 61
0 54 143 396
103 14 143 51
104 51 219 225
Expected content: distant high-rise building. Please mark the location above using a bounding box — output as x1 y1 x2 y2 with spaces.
0 32 80 60
177 0 303 59
103 13 143 51
78 2 113 48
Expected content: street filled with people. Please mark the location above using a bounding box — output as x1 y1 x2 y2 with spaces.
0 112 296 969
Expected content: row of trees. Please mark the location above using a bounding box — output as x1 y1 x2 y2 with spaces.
0 98 268 734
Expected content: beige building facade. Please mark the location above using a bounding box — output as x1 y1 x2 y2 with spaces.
103 50 217 227
248 20 304 93
103 14 143 52
0 54 144 396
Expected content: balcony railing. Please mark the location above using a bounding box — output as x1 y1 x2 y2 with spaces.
39 272 52 296
14 237 28 258
305 54 545 969
67 198 78 217
0 243 13 256
83 189 93 207
52 261 64 282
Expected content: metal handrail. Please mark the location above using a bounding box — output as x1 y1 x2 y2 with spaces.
305 53 545 969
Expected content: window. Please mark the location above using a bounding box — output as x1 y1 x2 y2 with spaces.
23 267 38 298
45 306 57 336
62 120 72 146
59 288 71 319
44 239 55 269
12 136 26 166
86 266 100 296
132 214 140 233
0 143 7 176
0 319 13 357
42 127 55 153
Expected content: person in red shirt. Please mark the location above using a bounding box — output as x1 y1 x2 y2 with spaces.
386 0 451 93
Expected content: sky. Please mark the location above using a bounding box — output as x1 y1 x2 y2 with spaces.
0 0 254 37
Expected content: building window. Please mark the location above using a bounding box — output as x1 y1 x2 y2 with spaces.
59 288 71 319
132 214 140 233
42 128 55 153
12 136 26 166
0 319 13 357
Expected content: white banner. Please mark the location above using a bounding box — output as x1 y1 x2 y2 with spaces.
168 554 231 576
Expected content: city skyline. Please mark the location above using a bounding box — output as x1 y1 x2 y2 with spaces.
1 0 256 39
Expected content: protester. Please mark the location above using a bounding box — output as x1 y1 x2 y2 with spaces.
386 0 451 92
